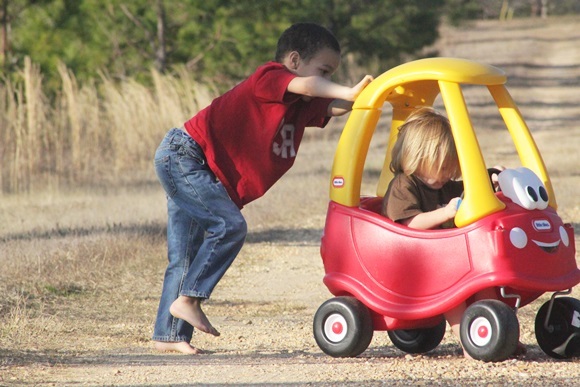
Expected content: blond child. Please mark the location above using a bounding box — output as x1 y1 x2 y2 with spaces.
381 107 521 358
382 107 463 229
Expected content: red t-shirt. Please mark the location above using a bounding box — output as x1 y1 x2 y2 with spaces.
184 62 332 208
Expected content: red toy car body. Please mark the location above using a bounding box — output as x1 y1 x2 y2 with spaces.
313 58 580 361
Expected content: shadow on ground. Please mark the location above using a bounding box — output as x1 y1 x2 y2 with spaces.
245 227 322 245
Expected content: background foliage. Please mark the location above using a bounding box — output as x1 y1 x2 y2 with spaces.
3 0 450 88
2 0 576 89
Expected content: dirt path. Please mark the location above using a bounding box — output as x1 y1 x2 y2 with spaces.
3 237 579 386
3 239 579 385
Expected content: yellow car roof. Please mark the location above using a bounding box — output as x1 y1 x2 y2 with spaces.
330 58 555 227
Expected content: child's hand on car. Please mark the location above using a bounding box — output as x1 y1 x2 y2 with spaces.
490 165 506 191
445 197 462 218
351 75 374 100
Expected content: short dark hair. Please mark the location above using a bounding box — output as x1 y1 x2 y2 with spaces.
275 23 340 63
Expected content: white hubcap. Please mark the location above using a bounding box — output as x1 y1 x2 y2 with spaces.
324 313 348 342
470 316 493 346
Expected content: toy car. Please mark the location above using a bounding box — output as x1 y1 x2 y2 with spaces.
313 58 580 362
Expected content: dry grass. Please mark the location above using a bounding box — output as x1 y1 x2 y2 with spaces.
0 182 172 358
0 61 215 194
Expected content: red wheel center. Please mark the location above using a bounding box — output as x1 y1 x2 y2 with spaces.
477 325 489 338
332 322 343 335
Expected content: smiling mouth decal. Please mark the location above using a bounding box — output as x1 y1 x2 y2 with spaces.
532 239 560 253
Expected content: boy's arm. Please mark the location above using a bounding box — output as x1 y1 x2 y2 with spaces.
327 99 354 117
287 75 373 104
401 198 461 230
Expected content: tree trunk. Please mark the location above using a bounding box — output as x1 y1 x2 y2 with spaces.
541 0 548 18
155 0 166 73
531 0 549 18
1 0 8 69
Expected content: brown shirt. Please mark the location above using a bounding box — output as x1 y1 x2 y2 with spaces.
382 173 463 225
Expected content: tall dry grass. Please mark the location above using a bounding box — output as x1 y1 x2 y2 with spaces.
0 58 215 194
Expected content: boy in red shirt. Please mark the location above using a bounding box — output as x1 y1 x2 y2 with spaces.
153 22 373 354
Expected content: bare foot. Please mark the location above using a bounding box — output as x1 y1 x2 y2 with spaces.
169 296 221 336
154 341 203 354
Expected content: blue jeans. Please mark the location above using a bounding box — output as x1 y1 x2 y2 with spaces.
152 128 247 342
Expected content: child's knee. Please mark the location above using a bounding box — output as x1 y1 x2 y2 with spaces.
227 214 247 241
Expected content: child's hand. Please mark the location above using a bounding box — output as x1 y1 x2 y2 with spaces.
490 165 506 191
350 75 374 100
326 75 374 116
445 197 462 219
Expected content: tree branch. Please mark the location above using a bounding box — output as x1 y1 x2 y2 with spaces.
186 25 222 71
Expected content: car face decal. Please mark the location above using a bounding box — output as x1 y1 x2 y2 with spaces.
532 239 560 253
498 167 549 211
509 222 570 254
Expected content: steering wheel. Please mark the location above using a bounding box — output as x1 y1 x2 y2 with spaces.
458 167 503 209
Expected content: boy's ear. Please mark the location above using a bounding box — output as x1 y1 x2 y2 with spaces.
288 51 301 70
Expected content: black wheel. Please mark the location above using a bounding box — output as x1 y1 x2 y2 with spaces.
388 319 446 354
460 300 519 362
313 296 373 357
534 297 580 359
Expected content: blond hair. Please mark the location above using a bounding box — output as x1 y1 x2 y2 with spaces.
390 107 461 179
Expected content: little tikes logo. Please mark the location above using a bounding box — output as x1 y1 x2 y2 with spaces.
333 176 345 188
533 219 551 231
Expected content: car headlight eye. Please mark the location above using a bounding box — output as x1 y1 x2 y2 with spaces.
559 226 569 247
509 227 527 249
538 186 549 202
498 167 549 210
526 186 538 202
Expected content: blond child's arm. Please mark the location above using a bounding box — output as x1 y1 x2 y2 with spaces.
287 75 373 116
401 197 461 230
